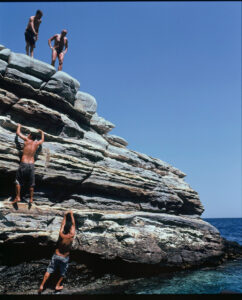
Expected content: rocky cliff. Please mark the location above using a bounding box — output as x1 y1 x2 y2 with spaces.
0 45 241 294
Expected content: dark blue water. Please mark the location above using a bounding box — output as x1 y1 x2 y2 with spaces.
206 218 242 245
124 218 242 294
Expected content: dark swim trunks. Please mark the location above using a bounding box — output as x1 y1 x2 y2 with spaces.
15 162 35 187
25 29 36 47
55 47 63 56
47 254 69 277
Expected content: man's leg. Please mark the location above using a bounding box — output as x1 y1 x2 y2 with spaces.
25 42 30 56
58 52 64 71
12 184 21 203
39 272 50 293
29 187 34 203
29 165 35 204
39 254 55 293
30 45 34 58
51 49 57 67
55 276 64 290
56 259 68 290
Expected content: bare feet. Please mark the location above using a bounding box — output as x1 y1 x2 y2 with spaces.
55 286 63 291
11 198 20 204
38 286 43 294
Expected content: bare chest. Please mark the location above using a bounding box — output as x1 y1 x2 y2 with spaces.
55 36 66 45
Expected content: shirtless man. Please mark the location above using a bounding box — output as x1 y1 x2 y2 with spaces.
48 29 68 71
12 124 44 204
39 210 76 293
25 10 43 57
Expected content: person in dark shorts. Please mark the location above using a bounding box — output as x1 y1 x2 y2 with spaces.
12 124 44 205
48 29 68 71
25 9 43 57
39 210 76 293
16 162 35 188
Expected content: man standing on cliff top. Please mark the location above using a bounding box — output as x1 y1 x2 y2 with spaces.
48 29 68 71
25 10 43 57
38 210 75 293
11 124 44 205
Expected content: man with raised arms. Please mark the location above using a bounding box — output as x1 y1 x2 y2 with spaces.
39 210 76 293
25 9 43 57
48 29 68 71
12 124 44 204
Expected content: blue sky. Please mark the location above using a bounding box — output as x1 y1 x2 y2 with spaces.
0 2 241 218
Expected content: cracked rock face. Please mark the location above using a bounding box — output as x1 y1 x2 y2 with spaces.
0 46 241 290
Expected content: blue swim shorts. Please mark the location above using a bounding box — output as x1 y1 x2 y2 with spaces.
47 254 69 277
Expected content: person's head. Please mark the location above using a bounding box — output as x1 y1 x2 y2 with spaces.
35 10 43 19
63 213 72 234
28 132 38 141
61 29 67 37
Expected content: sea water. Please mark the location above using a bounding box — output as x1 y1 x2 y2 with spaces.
123 218 242 294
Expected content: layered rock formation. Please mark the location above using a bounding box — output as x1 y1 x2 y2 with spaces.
0 45 241 294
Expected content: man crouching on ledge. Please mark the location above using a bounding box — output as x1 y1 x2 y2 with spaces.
12 124 44 204
39 210 76 293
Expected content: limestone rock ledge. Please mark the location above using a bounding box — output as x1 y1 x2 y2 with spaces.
0 201 223 266
0 45 241 291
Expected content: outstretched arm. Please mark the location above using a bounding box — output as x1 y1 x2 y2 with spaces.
59 212 67 238
16 124 27 141
69 210 75 237
37 129 44 145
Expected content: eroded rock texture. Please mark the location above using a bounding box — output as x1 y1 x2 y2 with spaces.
0 45 241 294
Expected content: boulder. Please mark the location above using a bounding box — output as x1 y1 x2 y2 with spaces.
8 98 85 139
83 130 109 150
8 52 56 81
0 48 11 62
0 88 19 114
0 59 7 75
105 134 128 147
5 67 43 89
0 45 5 51
90 113 115 134
41 71 80 105
0 202 232 272
74 91 97 114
